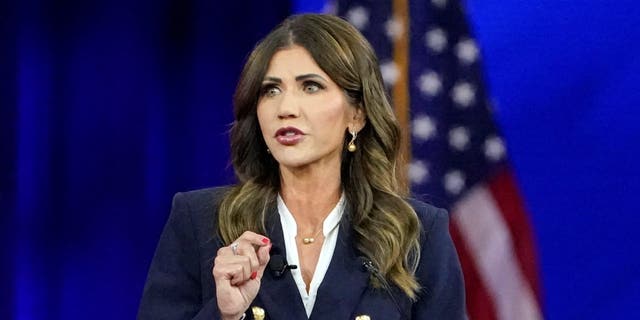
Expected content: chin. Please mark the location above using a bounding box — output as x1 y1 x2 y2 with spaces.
270 146 341 171
273 156 314 169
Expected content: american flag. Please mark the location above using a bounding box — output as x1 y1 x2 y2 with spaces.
334 0 543 318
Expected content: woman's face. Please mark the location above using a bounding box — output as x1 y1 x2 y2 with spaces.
257 45 363 172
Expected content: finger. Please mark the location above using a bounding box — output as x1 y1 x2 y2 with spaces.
218 241 260 275
217 245 236 257
255 244 272 280
217 234 265 257
237 231 271 248
213 255 252 285
227 255 252 286
233 240 260 273
256 243 271 266
213 259 245 285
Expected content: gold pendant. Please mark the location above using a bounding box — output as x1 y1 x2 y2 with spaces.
302 237 315 244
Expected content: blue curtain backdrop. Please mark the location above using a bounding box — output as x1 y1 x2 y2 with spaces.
1 0 290 318
2 0 640 319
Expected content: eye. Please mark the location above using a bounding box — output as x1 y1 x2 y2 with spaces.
303 81 324 94
260 84 281 97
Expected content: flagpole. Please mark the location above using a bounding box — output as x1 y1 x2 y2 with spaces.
392 0 411 194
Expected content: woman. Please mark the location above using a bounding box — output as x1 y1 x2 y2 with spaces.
138 14 465 320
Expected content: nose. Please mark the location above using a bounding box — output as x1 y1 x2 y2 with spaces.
277 91 300 119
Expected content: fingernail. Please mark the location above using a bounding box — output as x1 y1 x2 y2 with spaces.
251 271 257 280
262 238 270 244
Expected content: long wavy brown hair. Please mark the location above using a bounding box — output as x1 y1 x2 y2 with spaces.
218 14 421 299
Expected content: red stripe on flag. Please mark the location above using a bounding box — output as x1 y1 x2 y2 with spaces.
487 167 543 306
450 221 498 320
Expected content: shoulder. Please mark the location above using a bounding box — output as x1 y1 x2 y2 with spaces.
405 197 452 258
405 197 459 283
406 197 449 236
168 186 233 242
406 198 467 317
172 186 232 213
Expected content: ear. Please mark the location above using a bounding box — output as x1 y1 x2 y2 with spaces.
348 107 366 133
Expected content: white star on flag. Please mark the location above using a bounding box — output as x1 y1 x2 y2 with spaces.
346 6 369 30
451 81 476 107
431 0 448 9
425 28 447 53
385 16 404 41
418 71 442 96
409 160 430 184
443 170 466 195
484 136 506 161
456 38 479 64
449 126 470 151
412 114 437 141
380 61 400 86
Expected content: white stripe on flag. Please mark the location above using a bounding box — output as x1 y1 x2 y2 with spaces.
453 185 542 320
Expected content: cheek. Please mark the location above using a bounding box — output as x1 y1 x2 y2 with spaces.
256 103 272 140
312 100 350 140
256 102 266 124
321 96 350 123
257 100 276 125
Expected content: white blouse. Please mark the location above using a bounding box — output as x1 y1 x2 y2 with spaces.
276 193 345 318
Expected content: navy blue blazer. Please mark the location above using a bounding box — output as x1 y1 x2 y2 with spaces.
138 187 466 319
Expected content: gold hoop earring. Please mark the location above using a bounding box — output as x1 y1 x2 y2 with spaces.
347 131 357 152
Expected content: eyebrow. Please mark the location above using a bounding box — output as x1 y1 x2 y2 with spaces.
262 73 327 83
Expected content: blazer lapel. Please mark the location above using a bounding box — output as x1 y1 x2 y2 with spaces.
309 217 370 320
255 202 371 319
255 205 308 319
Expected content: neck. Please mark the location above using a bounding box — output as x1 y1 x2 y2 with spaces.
279 165 342 228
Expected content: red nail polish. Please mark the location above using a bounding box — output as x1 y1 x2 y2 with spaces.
251 271 257 280
262 238 270 244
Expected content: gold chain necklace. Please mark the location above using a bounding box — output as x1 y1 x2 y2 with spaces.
300 226 323 245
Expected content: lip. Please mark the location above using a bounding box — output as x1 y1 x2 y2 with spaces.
274 126 305 146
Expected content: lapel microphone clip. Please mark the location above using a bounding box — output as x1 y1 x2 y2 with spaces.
269 254 298 278
359 257 409 320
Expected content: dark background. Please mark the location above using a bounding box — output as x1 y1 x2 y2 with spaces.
1 0 639 319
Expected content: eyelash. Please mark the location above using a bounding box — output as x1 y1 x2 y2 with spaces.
303 80 325 92
260 84 280 97
259 81 326 97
